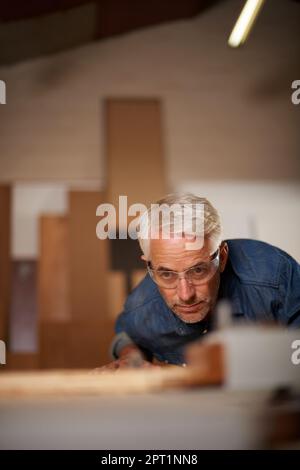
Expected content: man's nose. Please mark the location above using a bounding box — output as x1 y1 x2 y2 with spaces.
177 277 195 302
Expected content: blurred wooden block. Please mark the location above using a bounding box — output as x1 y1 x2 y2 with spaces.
0 185 11 343
185 342 225 385
131 269 146 290
69 191 109 323
190 327 300 390
107 271 126 320
39 216 70 323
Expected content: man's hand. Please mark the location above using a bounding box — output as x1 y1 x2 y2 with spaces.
93 345 159 372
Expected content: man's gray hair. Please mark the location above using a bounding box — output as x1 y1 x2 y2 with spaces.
137 193 222 259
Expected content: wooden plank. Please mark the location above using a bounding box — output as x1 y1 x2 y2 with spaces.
66 320 115 368
0 185 11 344
38 199 112 369
107 271 126 320
38 216 70 323
0 362 224 398
69 191 109 323
3 352 39 371
68 191 112 367
40 321 115 369
105 99 166 213
39 323 68 369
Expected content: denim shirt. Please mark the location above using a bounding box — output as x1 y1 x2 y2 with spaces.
112 239 300 365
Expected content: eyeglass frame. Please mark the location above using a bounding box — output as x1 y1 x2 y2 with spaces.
147 248 220 289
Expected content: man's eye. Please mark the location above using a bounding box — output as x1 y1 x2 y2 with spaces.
191 265 208 275
157 271 176 280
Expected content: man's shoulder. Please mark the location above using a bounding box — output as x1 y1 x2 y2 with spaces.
226 238 295 287
124 274 163 312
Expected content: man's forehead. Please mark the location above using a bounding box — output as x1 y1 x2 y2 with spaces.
149 236 213 259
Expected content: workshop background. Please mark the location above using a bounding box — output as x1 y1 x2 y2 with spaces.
0 0 299 370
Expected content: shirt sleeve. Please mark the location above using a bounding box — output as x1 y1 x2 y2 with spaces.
109 331 134 360
110 308 154 361
109 309 135 359
279 253 300 327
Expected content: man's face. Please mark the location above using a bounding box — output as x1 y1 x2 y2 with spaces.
146 237 228 324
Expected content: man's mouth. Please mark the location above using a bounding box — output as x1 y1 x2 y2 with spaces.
176 301 205 314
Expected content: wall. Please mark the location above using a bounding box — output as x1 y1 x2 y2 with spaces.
0 0 299 260
177 181 300 261
0 0 299 185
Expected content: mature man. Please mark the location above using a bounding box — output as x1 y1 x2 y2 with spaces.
106 193 300 369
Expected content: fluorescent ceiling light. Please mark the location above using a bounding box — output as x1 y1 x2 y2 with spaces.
228 0 266 48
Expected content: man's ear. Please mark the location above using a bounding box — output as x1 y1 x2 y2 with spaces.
219 242 228 273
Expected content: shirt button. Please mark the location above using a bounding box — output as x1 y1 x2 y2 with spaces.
203 329 208 334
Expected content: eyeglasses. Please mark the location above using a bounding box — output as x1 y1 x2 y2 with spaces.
147 249 220 289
